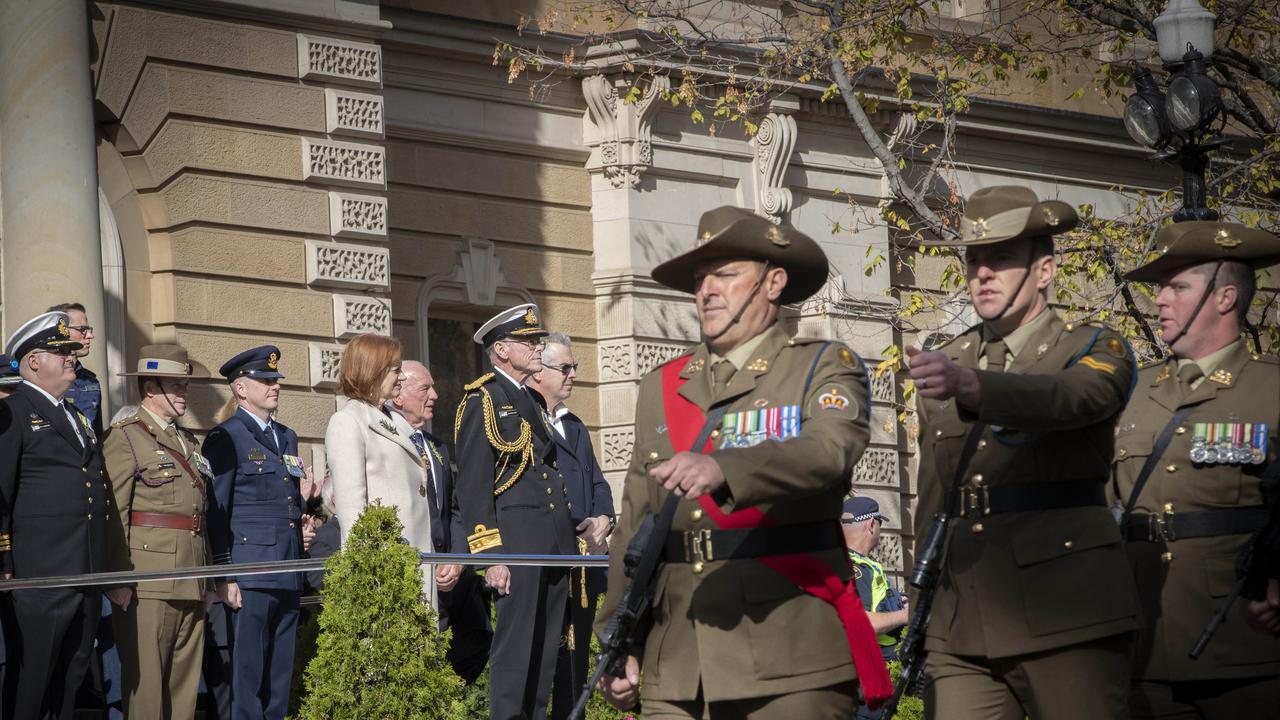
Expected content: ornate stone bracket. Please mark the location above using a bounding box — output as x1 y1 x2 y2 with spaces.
751 96 799 223
582 74 670 189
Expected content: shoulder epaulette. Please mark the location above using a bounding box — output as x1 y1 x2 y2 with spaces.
110 414 141 430
785 336 826 346
464 372 495 391
935 323 982 350
1249 353 1280 366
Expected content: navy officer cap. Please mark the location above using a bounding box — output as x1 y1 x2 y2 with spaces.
219 345 285 381
473 303 548 348
843 496 887 523
4 311 83 361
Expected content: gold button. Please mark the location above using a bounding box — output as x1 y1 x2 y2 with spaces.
692 508 704 521
934 430 944 438
972 522 985 534
542 473 548 480
1163 502 1174 512
290 522 296 528
1063 541 1073 549
1165 464 1177 473
711 429 721 439
82 467 87 473
143 544 148 550
648 451 660 461
549 503 555 510
1161 552 1174 563
546 488 552 495
85 482 91 488
970 474 983 484
1118 448 1127 457
87 497 93 504
692 561 705 574
87 513 93 519
1175 426 1186 435
567 502 572 509
976 440 987 450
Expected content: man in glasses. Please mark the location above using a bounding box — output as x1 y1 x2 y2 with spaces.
0 311 112 720
454 304 578 720
48 302 103 440
526 332 615 720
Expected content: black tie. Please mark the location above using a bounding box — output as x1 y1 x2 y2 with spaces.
411 431 439 512
264 421 280 455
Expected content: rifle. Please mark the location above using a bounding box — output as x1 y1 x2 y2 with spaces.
567 493 680 720
1189 457 1280 659
880 509 948 718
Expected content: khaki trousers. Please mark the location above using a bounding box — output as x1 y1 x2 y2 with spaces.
925 633 1134 720
113 597 205 720
1130 676 1280 719
642 681 859 719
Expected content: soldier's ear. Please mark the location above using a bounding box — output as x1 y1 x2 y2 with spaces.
764 266 788 302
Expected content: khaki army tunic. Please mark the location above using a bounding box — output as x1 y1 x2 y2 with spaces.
103 407 211 599
915 311 1141 658
595 323 871 702
1109 340 1280 681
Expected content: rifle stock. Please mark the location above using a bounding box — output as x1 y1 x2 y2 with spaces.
881 511 949 719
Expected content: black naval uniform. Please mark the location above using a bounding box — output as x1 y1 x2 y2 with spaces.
0 381 112 720
454 370 577 720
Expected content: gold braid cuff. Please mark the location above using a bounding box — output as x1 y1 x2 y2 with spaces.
454 377 533 497
0 533 10 552
467 524 502 553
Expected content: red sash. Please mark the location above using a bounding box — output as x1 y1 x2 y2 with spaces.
660 355 892 708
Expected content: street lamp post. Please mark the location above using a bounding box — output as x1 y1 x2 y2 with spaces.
1123 0 1223 222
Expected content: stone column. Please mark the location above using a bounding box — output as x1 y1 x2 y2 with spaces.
0 0 103 353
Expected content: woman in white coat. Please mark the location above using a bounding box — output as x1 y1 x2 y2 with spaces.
324 333 436 608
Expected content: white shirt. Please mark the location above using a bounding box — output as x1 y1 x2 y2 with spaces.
550 404 570 439
22 380 84 447
492 365 527 392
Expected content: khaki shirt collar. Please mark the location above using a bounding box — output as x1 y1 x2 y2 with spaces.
140 404 174 434
709 323 777 370
1176 339 1241 391
980 307 1055 370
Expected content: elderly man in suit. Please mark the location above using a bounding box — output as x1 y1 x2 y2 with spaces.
0 311 112 720
388 360 491 683
526 333 615 717
203 346 305 720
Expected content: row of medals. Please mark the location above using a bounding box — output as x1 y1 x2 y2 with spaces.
1189 422 1269 465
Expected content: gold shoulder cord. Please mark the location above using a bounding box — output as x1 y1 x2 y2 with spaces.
453 374 533 497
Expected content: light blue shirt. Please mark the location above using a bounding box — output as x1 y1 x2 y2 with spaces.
238 406 280 450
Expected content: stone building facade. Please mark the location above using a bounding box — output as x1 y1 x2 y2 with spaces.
0 0 1176 580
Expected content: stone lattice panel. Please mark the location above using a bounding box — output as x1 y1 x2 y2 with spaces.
324 88 384 138
297 34 381 87
328 191 387 239
853 447 900 488
308 341 345 388
305 239 389 289
635 342 687 377
870 532 905 572
870 369 896 404
302 138 386 188
332 294 391 337
598 341 634 382
601 428 635 471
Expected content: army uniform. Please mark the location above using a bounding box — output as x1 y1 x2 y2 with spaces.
203 346 305 720
913 187 1140 720
453 304 578 720
0 312 112 720
102 345 212 719
1109 221 1280 718
597 207 884 718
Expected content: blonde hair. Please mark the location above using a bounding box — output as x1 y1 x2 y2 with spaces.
337 334 402 405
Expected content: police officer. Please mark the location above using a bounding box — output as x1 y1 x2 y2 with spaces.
0 311 112 720
102 344 212 719
842 497 908 661
907 186 1140 719
1109 222 1280 718
453 304 578 720
203 346 305 720
597 207 884 718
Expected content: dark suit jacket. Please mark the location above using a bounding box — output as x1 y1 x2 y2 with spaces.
0 382 110 578
553 411 615 528
421 431 464 555
203 407 304 592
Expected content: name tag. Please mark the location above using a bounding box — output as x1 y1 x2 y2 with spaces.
282 454 306 478
247 450 267 463
29 419 52 432
718 405 801 449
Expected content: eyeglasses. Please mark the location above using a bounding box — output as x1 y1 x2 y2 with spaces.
545 362 578 375
68 325 94 336
503 338 545 349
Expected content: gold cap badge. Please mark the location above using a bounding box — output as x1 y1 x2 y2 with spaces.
766 225 790 248
1214 229 1242 249
267 352 279 370
57 318 69 337
524 306 537 324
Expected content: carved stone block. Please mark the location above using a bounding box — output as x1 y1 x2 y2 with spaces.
324 88 384 138
870 532 905 572
871 369 896 404
870 405 899 445
601 428 635 471
328 191 387 239
302 138 385 188
637 342 687 377
332 294 391 337
297 34 381 87
305 239 389 289
598 341 634 382
853 447 901 488
308 341 345 388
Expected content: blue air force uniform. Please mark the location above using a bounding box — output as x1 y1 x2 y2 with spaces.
202 346 304 720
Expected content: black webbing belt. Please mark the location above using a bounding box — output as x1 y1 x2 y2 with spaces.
1123 505 1269 542
958 479 1108 518
662 522 844 564
1119 406 1195 524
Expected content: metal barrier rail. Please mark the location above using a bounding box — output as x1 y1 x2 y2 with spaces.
0 552 610 592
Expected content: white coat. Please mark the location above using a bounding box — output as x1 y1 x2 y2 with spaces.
324 398 437 609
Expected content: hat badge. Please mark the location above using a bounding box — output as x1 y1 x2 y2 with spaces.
56 318 70 337
973 217 989 239
766 225 790 248
695 230 713 248
1214 229 1242 249
267 352 279 370
524 307 537 324
1042 207 1060 226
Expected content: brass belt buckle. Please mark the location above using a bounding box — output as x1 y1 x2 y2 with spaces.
191 512 202 536
683 529 714 565
1147 509 1175 542
960 481 991 518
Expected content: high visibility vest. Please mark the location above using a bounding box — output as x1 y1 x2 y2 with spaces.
850 551 897 648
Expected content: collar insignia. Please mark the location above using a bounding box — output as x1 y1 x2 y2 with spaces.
685 358 705 373
1155 366 1171 383
1215 229 1242 249
746 358 770 372
1208 368 1233 385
